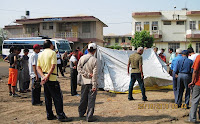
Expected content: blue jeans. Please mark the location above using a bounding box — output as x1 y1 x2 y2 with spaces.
172 71 178 104
177 73 191 107
128 73 147 100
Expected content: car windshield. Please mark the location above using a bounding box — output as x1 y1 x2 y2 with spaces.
57 40 71 53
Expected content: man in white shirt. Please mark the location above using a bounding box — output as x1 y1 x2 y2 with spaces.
56 50 64 77
29 44 42 105
188 47 199 62
69 50 78 96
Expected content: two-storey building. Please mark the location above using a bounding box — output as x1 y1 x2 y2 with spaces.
4 16 107 50
132 10 200 58
104 33 132 49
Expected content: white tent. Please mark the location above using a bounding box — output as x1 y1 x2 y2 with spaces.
97 46 173 93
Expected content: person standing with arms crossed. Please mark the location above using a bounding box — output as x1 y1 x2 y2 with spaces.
37 40 72 122
127 47 147 101
77 43 97 122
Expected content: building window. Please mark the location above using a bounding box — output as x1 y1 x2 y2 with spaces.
122 37 125 43
82 22 91 33
190 21 196 30
144 22 149 31
176 21 184 25
115 38 119 43
107 38 111 45
163 21 171 25
196 43 200 53
43 23 47 30
135 22 141 32
168 43 180 52
199 21 200 30
152 21 158 30
43 23 53 30
49 22 53 30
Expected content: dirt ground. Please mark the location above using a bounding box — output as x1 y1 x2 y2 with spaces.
0 62 192 124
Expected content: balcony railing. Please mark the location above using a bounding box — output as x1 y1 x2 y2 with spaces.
150 30 162 39
186 30 200 38
7 32 39 38
54 32 78 39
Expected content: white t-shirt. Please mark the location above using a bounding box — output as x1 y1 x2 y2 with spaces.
29 52 41 78
189 53 199 62
69 55 77 68
57 53 61 64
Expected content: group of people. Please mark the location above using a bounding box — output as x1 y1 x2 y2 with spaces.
4 41 200 123
5 40 98 122
155 47 200 123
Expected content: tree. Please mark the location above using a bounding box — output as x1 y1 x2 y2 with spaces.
131 30 154 48
187 42 192 49
0 28 7 51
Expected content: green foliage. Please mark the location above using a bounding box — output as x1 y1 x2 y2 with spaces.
106 44 122 50
188 42 192 49
131 30 154 49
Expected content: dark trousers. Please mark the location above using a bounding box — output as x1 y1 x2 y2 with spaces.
57 64 64 76
177 73 191 107
43 81 66 119
24 81 30 90
31 78 41 105
79 84 97 120
70 68 78 96
128 73 147 100
172 71 178 104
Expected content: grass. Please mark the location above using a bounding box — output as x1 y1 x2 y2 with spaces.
0 58 3 62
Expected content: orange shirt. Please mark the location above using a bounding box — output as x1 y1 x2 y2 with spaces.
193 55 200 86
159 54 166 62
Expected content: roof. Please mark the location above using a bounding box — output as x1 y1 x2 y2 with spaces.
4 25 23 29
15 16 108 27
132 12 162 17
187 11 200 15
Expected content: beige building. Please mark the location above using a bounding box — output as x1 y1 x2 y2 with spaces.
4 16 107 50
104 33 132 49
132 10 200 59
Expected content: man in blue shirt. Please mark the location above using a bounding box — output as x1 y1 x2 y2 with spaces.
174 50 193 108
171 48 182 104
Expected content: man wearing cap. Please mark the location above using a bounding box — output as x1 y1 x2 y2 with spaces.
171 48 183 104
174 50 193 108
77 43 97 122
37 40 72 122
29 44 42 105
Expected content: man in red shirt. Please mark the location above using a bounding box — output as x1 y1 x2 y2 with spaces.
77 47 83 61
188 55 200 123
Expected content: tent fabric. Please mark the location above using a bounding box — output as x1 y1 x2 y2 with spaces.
97 46 172 93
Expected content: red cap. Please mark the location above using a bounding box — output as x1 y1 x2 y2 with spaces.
33 44 41 49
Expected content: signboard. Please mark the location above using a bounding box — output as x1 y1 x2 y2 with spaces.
43 18 62 21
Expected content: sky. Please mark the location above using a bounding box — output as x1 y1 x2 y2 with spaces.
0 0 200 35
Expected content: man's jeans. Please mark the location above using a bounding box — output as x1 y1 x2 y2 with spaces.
172 71 178 104
128 73 147 100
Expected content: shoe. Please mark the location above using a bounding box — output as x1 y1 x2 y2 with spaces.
9 92 12 96
62 75 67 78
12 93 21 97
47 115 57 120
26 89 31 92
58 117 72 122
184 119 197 123
33 101 43 106
19 90 27 93
74 94 79 96
87 117 97 122
128 98 135 101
